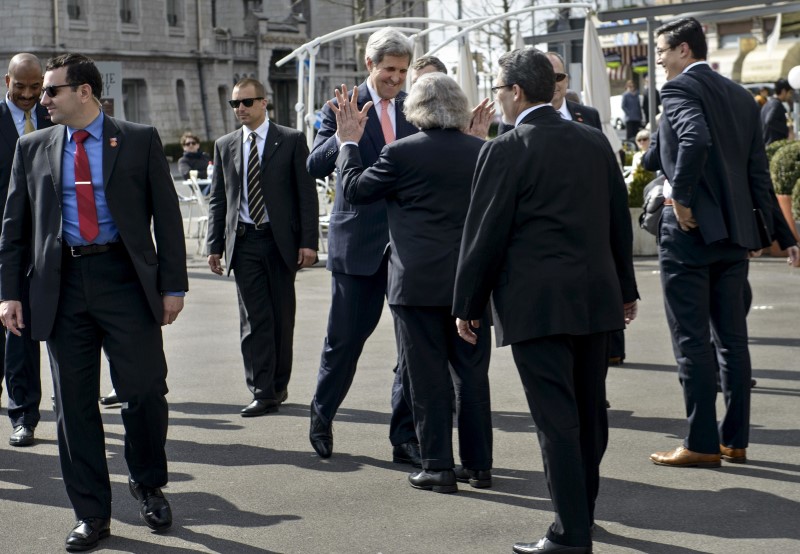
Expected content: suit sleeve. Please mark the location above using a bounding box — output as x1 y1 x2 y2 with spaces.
453 140 517 320
0 144 30 302
292 133 319 250
307 101 339 178
148 128 188 292
641 127 661 172
660 81 711 207
747 113 776 237
205 140 227 256
338 144 400 205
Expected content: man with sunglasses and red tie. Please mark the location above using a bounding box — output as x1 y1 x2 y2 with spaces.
0 53 188 551
1 53 52 448
206 78 318 417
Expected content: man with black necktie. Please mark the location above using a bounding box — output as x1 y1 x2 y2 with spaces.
0 53 51 447
0 52 187 551
206 78 318 417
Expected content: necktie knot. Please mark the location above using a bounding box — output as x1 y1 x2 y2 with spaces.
23 110 35 135
249 131 257 144
74 130 90 144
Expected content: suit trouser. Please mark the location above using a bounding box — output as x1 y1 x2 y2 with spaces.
511 332 608 548
4 275 42 428
231 226 296 401
312 256 416 445
48 246 169 519
392 305 492 471
659 207 751 453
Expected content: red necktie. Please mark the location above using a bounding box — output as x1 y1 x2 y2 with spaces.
73 130 99 242
380 98 395 144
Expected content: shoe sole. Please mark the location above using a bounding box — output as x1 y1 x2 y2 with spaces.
65 529 110 552
721 455 747 464
241 406 279 417
409 482 458 494
651 459 721 468
9 439 34 447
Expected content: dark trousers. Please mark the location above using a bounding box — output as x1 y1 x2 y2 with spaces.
48 246 169 519
4 274 42 428
392 305 492 471
625 120 643 140
312 257 415 445
659 207 751 453
231 226 296 401
511 332 608 548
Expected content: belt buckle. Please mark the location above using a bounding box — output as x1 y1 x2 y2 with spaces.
69 246 82 258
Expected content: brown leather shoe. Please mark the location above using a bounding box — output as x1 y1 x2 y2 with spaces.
650 446 721 468
720 444 747 463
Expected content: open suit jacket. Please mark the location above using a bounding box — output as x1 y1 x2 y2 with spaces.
306 81 417 276
1 102 52 203
0 116 188 340
648 64 774 249
453 106 639 346
206 122 318 272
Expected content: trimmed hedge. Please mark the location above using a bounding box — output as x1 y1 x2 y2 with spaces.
769 141 800 195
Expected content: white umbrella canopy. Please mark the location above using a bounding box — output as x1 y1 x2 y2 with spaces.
582 15 621 153
458 36 480 108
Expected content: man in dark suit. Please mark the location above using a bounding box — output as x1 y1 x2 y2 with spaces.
0 53 188 551
332 73 493 493
453 48 638 553
0 53 51 447
206 78 318 417
306 29 421 464
761 77 794 146
644 18 779 468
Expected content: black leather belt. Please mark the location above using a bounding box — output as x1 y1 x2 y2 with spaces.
65 242 122 257
236 222 271 237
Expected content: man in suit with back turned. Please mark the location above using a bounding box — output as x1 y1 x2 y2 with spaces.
0 53 188 551
453 48 638 553
644 18 782 468
305 28 421 465
206 77 318 417
0 53 52 447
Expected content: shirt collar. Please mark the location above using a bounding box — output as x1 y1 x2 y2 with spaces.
5 92 30 120
683 61 710 74
66 111 104 142
515 103 551 127
366 80 394 109
242 118 270 143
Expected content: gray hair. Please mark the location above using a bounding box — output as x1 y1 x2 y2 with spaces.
403 73 470 130
498 48 555 104
365 28 413 66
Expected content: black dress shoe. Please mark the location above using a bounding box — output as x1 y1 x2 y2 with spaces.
277 390 289 404
240 399 279 417
65 518 111 551
99 392 120 406
454 465 492 488
392 441 422 467
9 425 34 447
513 537 592 553
309 402 333 458
408 469 458 493
128 478 172 531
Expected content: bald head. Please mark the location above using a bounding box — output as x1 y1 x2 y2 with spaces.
6 53 44 112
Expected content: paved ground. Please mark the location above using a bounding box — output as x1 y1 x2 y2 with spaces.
1 230 799 553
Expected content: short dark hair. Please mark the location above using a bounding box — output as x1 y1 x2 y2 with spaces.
655 17 708 60
497 48 555 105
412 56 447 74
46 53 103 99
234 77 266 97
775 78 793 95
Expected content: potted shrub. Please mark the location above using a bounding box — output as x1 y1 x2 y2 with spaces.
769 140 800 245
766 138 791 163
792 177 800 237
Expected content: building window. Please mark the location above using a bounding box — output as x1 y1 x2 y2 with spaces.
122 79 150 124
167 0 183 28
218 86 230 134
119 0 138 24
67 0 85 20
176 79 189 121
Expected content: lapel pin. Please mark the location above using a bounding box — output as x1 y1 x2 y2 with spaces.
110 137 118 148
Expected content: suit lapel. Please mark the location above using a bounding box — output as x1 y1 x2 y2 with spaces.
45 126 66 206
102 116 122 193
261 122 282 177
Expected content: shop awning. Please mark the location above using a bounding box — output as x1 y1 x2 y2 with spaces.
603 43 649 81
740 39 800 83
707 46 751 81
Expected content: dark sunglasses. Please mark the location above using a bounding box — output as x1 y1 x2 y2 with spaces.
183 140 198 146
42 83 81 97
228 97 263 109
555 73 567 82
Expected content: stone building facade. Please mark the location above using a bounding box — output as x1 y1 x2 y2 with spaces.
1 0 427 145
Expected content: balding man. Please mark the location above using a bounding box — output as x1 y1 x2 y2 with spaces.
0 53 51 447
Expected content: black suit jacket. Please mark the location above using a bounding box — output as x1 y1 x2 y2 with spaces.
453 106 638 346
0 116 188 340
0 102 52 212
307 82 418 276
650 64 774 249
337 128 484 306
566 100 602 130
207 122 318 273
761 97 789 146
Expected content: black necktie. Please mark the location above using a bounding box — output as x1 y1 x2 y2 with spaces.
247 132 265 223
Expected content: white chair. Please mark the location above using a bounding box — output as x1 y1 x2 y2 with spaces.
175 177 199 236
317 177 333 253
186 176 209 255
